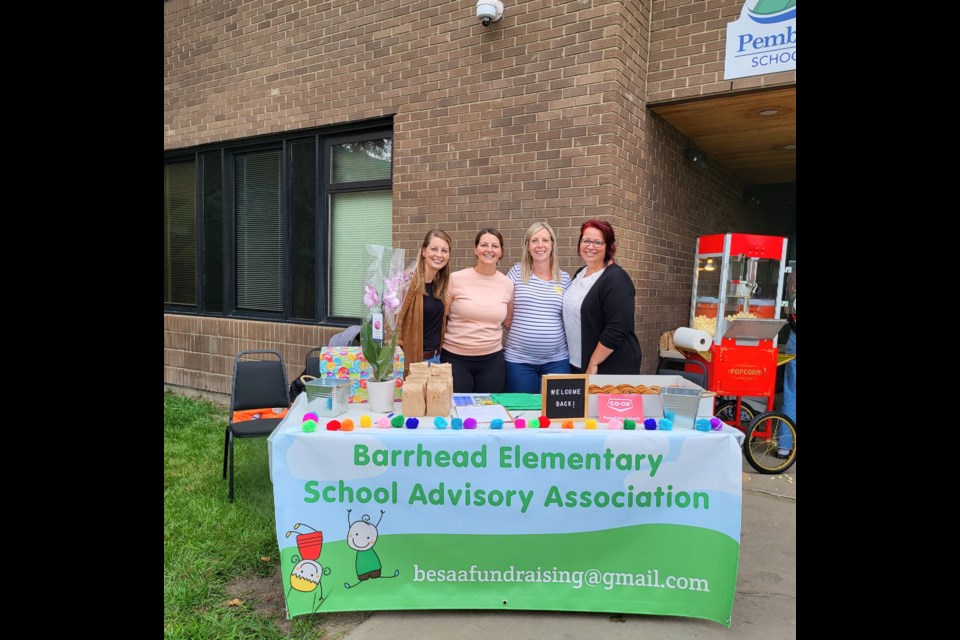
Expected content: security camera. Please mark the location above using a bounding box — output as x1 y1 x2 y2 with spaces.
476 1 504 27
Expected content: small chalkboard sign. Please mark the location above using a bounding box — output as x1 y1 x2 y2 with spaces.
541 374 589 420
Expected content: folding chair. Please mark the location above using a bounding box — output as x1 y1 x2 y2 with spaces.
223 350 290 502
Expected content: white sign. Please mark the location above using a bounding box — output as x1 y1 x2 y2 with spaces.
724 1 796 80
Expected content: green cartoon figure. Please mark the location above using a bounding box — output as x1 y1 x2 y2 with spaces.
343 509 399 589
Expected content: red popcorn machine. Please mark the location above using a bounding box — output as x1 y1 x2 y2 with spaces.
683 233 795 473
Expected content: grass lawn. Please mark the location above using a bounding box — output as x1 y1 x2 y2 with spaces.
163 391 371 640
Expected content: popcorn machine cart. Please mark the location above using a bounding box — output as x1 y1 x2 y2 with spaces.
685 233 796 473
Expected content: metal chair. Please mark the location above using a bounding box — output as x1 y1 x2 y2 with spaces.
223 350 290 502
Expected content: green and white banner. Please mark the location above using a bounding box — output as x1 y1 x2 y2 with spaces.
270 412 742 625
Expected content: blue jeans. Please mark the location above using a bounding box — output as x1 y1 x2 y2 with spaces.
779 330 796 450
505 359 572 394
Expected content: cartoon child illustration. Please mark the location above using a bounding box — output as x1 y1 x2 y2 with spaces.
344 509 399 589
284 522 331 612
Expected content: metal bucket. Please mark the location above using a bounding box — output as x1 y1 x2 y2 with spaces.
661 387 701 429
304 378 351 417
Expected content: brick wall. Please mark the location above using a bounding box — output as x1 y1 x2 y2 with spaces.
163 314 352 397
165 0 792 390
647 0 795 102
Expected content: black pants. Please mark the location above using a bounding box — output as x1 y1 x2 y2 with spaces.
441 349 506 393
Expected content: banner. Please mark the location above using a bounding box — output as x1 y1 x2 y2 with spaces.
270 407 742 626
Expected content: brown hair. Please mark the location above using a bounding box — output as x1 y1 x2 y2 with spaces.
474 227 505 264
409 229 452 301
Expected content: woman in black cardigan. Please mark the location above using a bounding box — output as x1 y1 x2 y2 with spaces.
562 220 642 375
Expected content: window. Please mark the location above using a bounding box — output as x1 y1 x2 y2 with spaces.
327 138 393 319
162 120 393 323
163 161 196 306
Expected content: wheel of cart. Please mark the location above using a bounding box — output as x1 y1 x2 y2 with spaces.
742 408 795 474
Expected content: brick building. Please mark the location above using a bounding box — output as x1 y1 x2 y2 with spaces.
164 0 796 397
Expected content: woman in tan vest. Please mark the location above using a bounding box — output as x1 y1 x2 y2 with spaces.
397 229 452 376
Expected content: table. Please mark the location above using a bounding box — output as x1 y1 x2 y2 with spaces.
269 394 743 626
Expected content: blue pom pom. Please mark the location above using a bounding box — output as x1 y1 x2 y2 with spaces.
433 416 448 429
490 419 503 430
658 418 673 431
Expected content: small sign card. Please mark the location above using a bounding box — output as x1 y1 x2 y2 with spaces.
541 374 589 420
596 394 645 424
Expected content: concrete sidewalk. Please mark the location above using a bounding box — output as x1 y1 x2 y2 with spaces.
342 460 796 640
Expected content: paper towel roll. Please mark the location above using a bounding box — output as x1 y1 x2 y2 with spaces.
674 327 713 352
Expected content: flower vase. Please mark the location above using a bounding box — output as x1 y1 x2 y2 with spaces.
367 379 395 414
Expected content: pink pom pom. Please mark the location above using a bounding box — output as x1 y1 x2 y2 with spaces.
607 418 624 430
376 417 391 429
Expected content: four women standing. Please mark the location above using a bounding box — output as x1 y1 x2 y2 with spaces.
399 219 642 393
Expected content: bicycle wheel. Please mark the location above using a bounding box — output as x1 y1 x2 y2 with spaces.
715 400 757 428
743 411 796 474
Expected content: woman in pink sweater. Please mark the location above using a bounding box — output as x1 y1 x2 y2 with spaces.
441 228 515 392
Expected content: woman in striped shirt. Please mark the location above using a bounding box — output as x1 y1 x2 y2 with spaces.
503 222 572 393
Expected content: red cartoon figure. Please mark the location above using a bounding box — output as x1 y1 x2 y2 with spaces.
284 522 332 612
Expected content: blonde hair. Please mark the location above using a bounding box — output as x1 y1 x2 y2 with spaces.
409 229 452 301
520 221 561 283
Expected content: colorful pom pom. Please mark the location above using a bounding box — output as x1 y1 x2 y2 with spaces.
606 418 623 430
490 419 503 430
514 418 526 429
452 418 463 430
538 416 550 429
623 419 636 430
391 415 405 428
303 412 319 423
463 417 478 429
405 417 419 429
585 419 597 430
561 419 574 429
359 415 372 428
695 419 712 432
434 417 448 429
710 417 723 431
658 418 673 431
376 417 391 429
302 419 317 433
325 420 342 431
341 418 355 431
644 418 658 431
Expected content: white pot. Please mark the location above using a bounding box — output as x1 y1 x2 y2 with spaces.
366 379 395 413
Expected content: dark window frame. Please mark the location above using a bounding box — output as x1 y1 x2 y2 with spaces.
163 118 392 325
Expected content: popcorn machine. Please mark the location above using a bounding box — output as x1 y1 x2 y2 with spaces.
687 233 788 410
